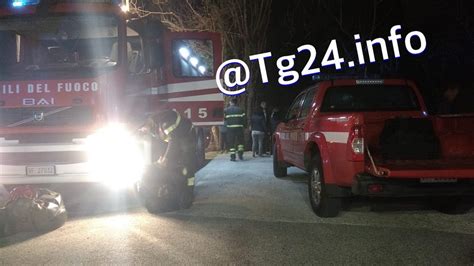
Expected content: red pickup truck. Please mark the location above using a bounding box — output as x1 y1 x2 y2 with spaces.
273 79 474 217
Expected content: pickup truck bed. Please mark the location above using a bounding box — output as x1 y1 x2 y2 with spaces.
360 115 474 194
366 115 474 179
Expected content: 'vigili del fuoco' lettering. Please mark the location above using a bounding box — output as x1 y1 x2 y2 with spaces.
1 84 20 94
57 82 99 92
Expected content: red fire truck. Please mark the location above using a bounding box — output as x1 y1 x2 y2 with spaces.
0 0 224 193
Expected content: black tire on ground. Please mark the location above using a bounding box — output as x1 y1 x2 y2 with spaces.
432 197 472 215
308 157 341 217
144 199 176 214
273 144 287 177
178 185 194 209
142 183 179 214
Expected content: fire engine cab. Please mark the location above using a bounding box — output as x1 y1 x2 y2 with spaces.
0 0 224 191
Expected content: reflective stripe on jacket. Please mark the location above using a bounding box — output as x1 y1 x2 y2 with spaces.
224 105 246 128
163 112 181 136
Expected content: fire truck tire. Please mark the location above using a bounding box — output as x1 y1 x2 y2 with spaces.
273 144 287 177
308 157 341 217
432 197 472 215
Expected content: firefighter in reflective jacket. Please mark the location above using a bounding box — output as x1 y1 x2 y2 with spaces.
224 98 246 161
140 109 196 212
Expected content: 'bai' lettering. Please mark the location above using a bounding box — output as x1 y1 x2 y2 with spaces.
22 98 55 106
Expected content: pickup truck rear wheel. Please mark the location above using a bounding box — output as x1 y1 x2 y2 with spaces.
273 144 287 177
308 159 341 217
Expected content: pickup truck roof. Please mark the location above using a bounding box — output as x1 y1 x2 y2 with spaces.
288 78 428 119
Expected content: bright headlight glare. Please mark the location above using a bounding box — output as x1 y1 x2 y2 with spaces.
86 124 145 189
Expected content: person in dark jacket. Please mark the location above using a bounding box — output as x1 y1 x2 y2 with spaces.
224 98 246 161
140 109 196 211
250 110 267 157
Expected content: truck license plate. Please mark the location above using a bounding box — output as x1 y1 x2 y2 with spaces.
420 178 457 183
26 166 56 176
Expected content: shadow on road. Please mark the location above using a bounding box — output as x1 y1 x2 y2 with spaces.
279 173 307 184
0 230 47 248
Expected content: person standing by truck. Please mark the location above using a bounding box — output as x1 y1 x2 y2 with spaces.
224 98 246 161
250 110 267 157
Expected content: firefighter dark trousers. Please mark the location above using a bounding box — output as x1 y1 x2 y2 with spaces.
226 127 244 161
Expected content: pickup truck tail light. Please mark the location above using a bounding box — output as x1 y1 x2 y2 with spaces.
348 125 364 161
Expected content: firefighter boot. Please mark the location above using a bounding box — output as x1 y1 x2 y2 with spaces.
238 145 244 160
229 148 236 161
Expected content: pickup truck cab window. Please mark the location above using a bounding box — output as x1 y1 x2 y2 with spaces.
300 88 317 118
286 92 306 120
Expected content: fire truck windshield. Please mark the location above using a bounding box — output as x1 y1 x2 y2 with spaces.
0 15 119 77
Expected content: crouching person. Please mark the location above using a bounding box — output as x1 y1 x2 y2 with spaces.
138 110 196 214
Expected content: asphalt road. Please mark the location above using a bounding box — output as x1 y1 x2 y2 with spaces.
1 153 474 264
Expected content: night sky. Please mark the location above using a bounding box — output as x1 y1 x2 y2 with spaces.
254 0 473 114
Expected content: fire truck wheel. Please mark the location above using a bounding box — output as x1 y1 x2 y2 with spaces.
308 158 341 217
432 197 472 215
273 144 287 177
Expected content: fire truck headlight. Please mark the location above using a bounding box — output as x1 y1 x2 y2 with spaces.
86 124 145 189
